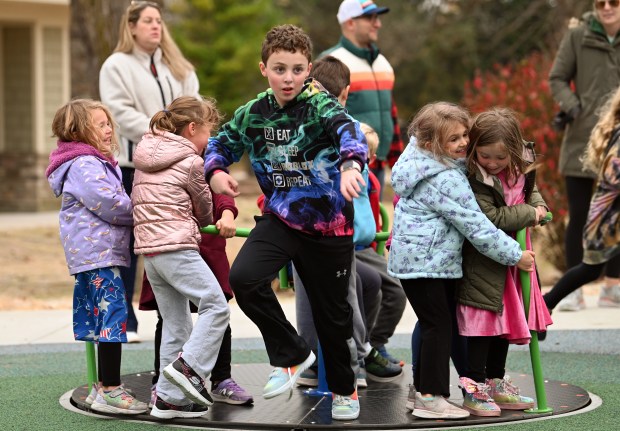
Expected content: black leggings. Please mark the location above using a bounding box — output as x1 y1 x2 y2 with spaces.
464 336 509 383
98 342 122 387
544 262 605 310
564 177 620 277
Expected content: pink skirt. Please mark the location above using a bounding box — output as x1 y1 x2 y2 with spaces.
457 234 553 344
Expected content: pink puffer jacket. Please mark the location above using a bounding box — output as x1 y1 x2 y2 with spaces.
132 130 213 255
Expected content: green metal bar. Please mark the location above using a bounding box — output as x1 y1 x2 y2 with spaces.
85 341 97 389
516 227 553 414
376 203 390 256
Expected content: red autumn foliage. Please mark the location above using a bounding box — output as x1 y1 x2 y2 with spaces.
462 52 567 272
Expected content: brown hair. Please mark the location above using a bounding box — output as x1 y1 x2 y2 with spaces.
261 24 312 64
52 99 118 157
466 108 528 180
150 96 222 136
114 1 194 81
408 102 470 162
310 56 350 97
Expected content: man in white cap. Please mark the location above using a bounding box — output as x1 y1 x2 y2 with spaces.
321 0 403 199
319 0 408 386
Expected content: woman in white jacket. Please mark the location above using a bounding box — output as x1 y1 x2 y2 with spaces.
99 1 200 343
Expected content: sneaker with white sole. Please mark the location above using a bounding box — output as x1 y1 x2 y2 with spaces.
357 366 368 389
486 376 535 410
150 396 208 419
460 377 501 417
364 348 403 382
296 367 318 387
375 344 405 367
598 285 620 308
84 383 99 406
412 392 470 419
332 389 360 420
405 384 416 411
557 289 586 311
212 378 254 405
263 351 316 399
91 387 148 415
126 331 141 343
162 354 213 406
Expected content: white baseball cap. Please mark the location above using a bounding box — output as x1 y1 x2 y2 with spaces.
337 0 390 24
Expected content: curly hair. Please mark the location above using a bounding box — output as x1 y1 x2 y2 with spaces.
584 87 620 173
261 24 312 64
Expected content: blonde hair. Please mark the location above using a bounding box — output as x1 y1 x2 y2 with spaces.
584 87 620 173
360 122 379 159
51 99 118 157
114 1 194 82
466 108 528 181
150 96 222 136
408 102 470 162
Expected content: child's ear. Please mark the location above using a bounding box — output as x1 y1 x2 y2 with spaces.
259 61 267 77
338 85 350 106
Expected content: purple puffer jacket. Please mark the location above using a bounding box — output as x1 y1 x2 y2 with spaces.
47 141 133 275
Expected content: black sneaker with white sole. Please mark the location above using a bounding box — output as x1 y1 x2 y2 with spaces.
150 396 208 419
163 355 213 406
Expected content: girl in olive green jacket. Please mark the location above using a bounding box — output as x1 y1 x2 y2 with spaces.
455 108 553 417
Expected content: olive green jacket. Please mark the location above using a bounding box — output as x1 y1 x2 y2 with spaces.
457 146 548 312
549 12 620 178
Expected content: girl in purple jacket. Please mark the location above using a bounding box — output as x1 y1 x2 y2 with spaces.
46 99 147 415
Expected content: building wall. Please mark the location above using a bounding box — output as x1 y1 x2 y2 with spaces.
0 0 70 211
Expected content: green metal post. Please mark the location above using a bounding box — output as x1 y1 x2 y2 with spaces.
85 341 97 389
516 228 553 414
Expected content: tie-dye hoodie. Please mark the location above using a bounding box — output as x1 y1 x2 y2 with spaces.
204 78 368 236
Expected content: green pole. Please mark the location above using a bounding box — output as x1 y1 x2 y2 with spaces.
516 227 553 414
85 342 97 389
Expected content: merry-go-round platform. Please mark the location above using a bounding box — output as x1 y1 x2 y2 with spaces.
61 363 597 430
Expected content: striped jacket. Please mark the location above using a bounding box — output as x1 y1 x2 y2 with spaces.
321 36 403 167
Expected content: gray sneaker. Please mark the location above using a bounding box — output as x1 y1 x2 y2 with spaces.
557 289 586 311
598 285 620 308
412 392 470 419
364 348 403 382
405 384 416 411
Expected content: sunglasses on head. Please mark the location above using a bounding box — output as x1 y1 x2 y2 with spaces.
595 0 620 9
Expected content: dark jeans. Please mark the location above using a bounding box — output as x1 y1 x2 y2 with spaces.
120 166 138 332
401 278 457 397
564 176 620 277
229 214 356 396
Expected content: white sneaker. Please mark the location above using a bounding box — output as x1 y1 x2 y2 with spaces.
557 289 586 312
598 285 620 308
413 393 470 419
126 331 141 343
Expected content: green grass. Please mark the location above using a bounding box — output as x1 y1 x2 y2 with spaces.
0 348 615 430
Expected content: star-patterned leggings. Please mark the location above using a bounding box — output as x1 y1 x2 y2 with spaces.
73 267 128 342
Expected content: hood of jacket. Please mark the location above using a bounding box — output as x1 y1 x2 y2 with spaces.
393 136 465 198
133 130 199 173
47 141 117 197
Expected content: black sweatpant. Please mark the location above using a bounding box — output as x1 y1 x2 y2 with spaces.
229 214 356 396
564 176 620 277
465 336 509 383
401 278 456 398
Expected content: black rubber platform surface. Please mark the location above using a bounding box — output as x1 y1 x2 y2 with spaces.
69 364 591 429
